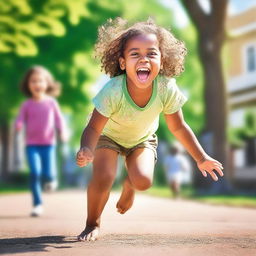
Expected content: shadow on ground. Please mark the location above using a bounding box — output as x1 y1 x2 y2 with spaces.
0 236 77 254
0 234 255 254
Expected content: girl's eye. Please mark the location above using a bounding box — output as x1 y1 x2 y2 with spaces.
130 52 139 56
148 52 157 56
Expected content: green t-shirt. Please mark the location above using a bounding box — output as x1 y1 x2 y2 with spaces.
93 74 187 148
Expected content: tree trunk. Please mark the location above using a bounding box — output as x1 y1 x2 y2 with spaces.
180 0 232 193
0 122 10 181
198 35 232 193
199 34 228 167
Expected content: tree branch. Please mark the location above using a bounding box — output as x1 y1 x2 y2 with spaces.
180 0 208 31
210 0 228 30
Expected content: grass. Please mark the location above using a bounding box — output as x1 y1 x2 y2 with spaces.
195 195 256 208
1 176 256 208
145 184 256 208
145 184 195 198
0 183 28 194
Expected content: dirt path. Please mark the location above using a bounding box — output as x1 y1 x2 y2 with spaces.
0 190 256 256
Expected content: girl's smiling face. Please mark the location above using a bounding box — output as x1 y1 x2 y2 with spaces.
119 33 161 89
28 71 48 100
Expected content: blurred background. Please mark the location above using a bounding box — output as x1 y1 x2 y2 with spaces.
0 0 256 207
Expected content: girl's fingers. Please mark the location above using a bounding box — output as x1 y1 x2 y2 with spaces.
77 162 85 167
201 170 207 177
215 160 223 167
77 157 93 167
78 152 85 158
213 162 224 170
213 166 224 177
209 171 218 181
77 159 87 166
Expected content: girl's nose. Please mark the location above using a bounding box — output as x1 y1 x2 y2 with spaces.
139 56 149 62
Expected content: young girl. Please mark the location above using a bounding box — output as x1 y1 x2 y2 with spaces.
76 18 224 241
15 66 68 217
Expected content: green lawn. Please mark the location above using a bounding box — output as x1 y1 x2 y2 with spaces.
145 185 256 208
1 180 256 208
0 172 29 194
195 195 256 208
0 184 28 194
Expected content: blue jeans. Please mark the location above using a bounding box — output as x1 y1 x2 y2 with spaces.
26 145 57 206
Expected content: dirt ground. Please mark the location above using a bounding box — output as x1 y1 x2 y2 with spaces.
0 190 256 256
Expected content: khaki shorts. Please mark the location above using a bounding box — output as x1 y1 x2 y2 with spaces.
96 134 158 162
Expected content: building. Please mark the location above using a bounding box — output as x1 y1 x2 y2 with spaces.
226 7 256 184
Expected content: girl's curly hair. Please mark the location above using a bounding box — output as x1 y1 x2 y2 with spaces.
95 17 187 78
20 66 61 97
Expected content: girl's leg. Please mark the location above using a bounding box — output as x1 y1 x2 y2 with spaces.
171 181 180 198
26 146 42 206
40 145 57 183
78 148 119 241
117 148 155 214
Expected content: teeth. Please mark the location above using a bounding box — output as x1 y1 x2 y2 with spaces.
137 68 150 72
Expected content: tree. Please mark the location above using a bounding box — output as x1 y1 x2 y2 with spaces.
0 0 120 180
181 0 231 192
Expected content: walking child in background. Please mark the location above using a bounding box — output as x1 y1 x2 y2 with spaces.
76 18 224 241
15 66 68 217
164 142 191 199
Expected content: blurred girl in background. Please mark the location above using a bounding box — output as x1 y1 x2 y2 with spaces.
15 66 68 217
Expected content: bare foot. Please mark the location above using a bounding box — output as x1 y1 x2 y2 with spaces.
116 181 135 214
77 226 100 241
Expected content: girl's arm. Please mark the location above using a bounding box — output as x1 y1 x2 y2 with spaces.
52 99 69 142
15 102 27 131
165 109 224 181
77 108 109 167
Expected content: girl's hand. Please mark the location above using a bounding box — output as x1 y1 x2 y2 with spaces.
60 131 69 143
15 122 23 132
197 156 224 181
76 147 94 167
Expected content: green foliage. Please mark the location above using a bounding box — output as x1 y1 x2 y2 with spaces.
175 24 205 134
228 127 246 148
228 110 256 148
120 0 173 23
0 0 95 56
0 0 120 141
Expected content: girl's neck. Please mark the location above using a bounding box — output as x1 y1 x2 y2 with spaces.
126 77 153 95
31 94 47 102
126 78 153 108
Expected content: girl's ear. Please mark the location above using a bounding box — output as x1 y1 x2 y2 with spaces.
160 61 163 73
160 58 163 70
119 57 126 70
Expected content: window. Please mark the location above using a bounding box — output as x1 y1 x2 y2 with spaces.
245 138 256 166
246 46 256 72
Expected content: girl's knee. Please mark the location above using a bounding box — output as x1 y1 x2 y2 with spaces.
93 171 115 191
132 176 152 191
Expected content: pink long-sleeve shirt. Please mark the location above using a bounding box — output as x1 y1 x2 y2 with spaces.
15 97 66 145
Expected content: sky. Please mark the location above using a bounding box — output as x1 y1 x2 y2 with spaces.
160 0 256 28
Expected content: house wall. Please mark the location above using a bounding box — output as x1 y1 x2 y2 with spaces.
226 7 256 30
227 36 256 77
226 7 256 182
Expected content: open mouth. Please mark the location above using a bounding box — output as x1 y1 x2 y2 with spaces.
136 68 150 82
